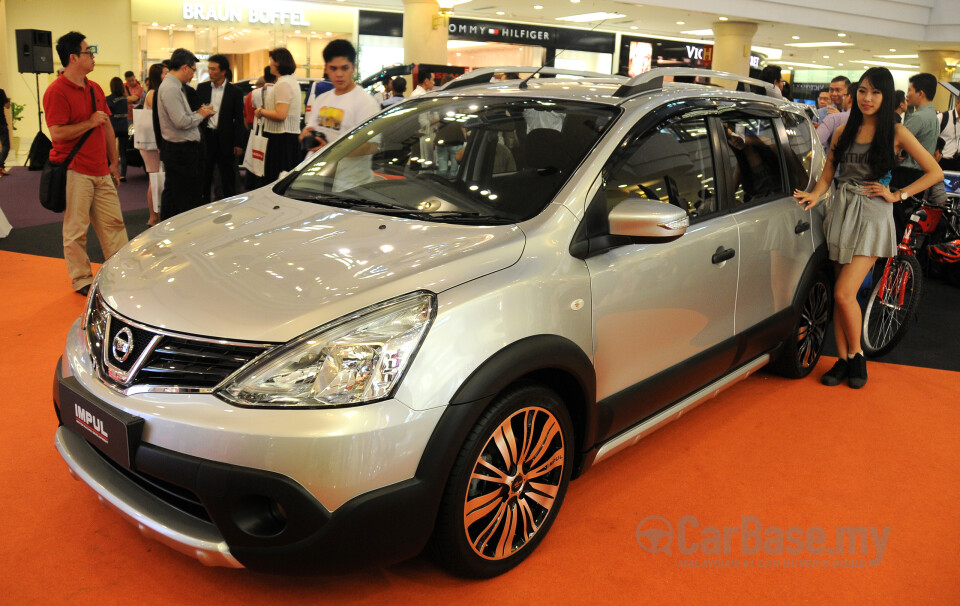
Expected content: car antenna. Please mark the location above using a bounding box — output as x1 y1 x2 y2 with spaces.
519 18 612 89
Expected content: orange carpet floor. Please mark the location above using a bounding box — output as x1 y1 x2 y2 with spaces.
1 250 958 605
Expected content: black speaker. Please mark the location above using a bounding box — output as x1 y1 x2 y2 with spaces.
16 29 54 74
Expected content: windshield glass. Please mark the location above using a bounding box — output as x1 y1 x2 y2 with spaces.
280 96 619 223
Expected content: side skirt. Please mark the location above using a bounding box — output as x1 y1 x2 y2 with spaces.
589 354 770 466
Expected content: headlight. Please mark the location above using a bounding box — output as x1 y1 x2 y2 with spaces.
217 292 436 408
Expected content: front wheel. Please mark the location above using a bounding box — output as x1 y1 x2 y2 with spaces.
862 254 923 357
431 383 573 578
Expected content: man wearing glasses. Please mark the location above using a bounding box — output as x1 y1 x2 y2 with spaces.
155 48 215 219
817 81 855 151
43 31 128 296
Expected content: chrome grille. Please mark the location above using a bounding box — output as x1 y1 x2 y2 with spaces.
85 290 274 394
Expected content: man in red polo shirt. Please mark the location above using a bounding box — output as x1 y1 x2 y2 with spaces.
43 31 128 296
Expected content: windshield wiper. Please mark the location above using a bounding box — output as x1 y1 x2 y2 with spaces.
284 191 410 211
417 211 514 224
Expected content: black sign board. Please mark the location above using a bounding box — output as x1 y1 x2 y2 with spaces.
359 11 615 54
59 376 144 469
619 35 763 77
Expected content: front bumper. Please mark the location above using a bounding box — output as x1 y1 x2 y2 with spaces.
53 319 478 572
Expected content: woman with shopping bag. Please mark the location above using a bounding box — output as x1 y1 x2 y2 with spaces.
135 63 167 226
253 48 301 186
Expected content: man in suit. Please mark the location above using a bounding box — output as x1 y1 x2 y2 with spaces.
197 54 245 202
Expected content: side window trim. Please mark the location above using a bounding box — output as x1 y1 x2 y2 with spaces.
716 113 791 210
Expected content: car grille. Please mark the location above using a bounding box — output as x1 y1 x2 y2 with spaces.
85 290 274 394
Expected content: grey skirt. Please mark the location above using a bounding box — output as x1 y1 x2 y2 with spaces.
822 181 897 264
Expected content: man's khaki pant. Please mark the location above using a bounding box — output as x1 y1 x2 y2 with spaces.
63 170 128 291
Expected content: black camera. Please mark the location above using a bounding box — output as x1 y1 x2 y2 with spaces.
302 129 327 152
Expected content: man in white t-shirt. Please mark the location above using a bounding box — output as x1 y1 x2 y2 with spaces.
301 39 380 190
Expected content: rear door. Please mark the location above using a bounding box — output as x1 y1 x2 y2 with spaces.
713 109 815 333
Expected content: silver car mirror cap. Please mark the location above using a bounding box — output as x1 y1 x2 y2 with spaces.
608 198 689 239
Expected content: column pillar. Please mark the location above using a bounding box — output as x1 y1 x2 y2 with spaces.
402 0 449 66
918 49 960 112
710 21 757 89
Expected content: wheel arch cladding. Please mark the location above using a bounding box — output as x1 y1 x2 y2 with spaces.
448 335 597 477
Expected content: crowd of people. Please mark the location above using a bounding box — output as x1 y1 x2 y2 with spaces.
39 32 388 296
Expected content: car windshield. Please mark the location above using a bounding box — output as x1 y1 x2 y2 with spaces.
279 96 619 223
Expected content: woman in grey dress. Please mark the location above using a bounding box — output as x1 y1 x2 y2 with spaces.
793 67 943 388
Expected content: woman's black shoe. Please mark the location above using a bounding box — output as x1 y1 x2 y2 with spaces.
821 359 848 386
848 353 868 389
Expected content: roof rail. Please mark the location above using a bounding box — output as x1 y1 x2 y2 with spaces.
613 67 778 98
441 66 622 91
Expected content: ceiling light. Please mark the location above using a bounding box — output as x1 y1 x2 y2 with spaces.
823 56 829 59
496 11 504 14
876 54 919 59
533 4 543 8
890 48 896 52
556 12 626 22
838 33 846 37
681 29 714 36
777 61 833 69
785 41 854 48
630 26 639 30
854 59 919 69
792 36 800 40
570 0 581 3
719 17 728 21
838 50 845 53
152 22 158 26
676 21 685 25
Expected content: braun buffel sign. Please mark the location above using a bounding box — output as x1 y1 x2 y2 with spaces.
181 3 310 25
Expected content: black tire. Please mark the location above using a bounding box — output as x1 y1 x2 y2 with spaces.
862 254 923 357
770 271 831 378
431 383 574 578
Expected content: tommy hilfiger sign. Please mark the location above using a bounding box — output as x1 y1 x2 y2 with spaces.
448 18 614 53
448 21 551 43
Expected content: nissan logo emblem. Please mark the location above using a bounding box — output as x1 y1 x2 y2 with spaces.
112 327 135 363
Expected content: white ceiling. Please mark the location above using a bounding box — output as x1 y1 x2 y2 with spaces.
338 0 960 73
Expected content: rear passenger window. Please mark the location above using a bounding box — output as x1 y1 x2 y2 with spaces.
781 111 814 190
717 117 787 205
604 116 718 221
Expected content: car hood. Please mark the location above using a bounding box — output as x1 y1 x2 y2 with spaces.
97 190 524 342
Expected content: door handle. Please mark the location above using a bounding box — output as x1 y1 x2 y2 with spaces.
712 246 736 264
795 220 811 234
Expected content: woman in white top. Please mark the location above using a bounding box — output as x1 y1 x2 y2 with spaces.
140 62 168 226
254 48 302 185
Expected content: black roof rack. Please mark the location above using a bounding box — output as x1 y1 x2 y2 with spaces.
441 66 624 92
613 67 778 99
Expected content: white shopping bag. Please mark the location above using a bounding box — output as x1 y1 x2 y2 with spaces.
132 107 157 151
0 206 11 238
242 118 268 177
150 165 165 212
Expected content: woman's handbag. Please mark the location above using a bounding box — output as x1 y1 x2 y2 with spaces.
242 118 268 178
39 88 97 213
132 106 157 150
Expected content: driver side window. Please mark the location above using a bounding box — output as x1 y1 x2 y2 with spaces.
603 115 718 221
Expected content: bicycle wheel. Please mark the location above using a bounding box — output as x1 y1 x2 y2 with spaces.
862 254 923 357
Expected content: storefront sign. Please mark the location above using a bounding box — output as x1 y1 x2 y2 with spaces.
358 11 614 54
182 3 310 25
620 35 762 77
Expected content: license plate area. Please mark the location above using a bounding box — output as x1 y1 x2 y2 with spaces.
59 376 144 469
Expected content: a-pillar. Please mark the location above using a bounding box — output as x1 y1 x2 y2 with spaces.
403 0 449 66
710 21 758 89
918 49 960 112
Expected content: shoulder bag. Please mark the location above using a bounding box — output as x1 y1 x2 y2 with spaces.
39 88 97 213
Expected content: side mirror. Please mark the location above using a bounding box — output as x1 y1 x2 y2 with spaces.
609 197 689 239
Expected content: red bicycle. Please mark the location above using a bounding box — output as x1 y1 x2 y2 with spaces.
861 195 960 356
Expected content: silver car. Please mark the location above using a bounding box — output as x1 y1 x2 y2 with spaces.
53 67 830 578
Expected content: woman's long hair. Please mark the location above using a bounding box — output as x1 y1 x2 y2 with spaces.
831 67 898 180
147 63 164 91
